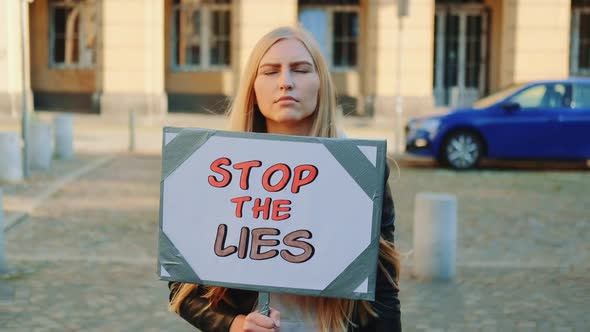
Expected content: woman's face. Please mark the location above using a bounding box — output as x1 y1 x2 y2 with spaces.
254 38 320 133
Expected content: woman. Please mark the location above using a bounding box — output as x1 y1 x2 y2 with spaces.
169 26 401 332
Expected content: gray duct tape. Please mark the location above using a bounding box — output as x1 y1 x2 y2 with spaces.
161 128 215 181
322 140 381 200
319 238 379 301
215 130 324 144
165 127 182 135
157 178 166 277
158 231 203 283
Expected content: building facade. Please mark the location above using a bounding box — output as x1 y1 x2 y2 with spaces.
1 0 588 120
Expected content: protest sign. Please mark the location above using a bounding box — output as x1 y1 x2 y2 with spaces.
158 127 386 300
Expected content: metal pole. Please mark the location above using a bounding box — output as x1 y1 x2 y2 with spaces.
0 189 7 273
395 17 404 154
20 0 31 178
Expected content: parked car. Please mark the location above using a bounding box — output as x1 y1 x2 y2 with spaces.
405 78 590 169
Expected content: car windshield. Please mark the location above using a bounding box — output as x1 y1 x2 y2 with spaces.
472 83 528 109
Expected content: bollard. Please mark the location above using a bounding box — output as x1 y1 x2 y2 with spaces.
129 110 135 152
0 133 24 182
0 189 7 273
413 192 457 281
54 114 74 160
28 120 52 170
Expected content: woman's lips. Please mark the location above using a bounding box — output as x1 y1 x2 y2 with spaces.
275 96 299 103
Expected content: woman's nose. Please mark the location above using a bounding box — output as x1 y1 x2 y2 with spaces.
279 71 294 90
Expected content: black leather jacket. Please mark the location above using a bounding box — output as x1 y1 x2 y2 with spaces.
169 168 401 332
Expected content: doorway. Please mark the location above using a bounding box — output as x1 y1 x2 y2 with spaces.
433 3 489 107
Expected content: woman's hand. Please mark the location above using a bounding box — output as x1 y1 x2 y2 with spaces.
230 309 281 332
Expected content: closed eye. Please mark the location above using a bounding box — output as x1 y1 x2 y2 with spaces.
292 64 313 73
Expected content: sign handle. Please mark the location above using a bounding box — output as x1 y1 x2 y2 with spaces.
256 292 271 316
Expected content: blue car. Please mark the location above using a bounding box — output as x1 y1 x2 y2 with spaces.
405 78 590 169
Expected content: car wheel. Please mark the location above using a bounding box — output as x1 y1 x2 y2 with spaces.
442 131 483 169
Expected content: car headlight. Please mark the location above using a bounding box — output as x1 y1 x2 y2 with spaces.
416 118 441 137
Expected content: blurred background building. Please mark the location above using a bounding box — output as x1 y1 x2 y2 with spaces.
0 0 589 120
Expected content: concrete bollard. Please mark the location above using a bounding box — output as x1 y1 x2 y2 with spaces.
0 132 24 182
54 114 74 160
28 120 53 170
413 192 457 281
0 189 7 273
129 110 136 152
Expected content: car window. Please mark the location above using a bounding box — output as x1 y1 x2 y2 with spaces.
472 83 528 109
509 85 547 108
546 84 570 108
572 84 590 110
509 84 569 110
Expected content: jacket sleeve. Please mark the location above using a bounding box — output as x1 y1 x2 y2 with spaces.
169 282 257 332
369 255 401 332
380 165 396 240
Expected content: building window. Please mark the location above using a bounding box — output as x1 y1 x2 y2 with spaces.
333 11 358 67
172 0 231 70
299 0 359 69
571 4 590 76
49 0 97 68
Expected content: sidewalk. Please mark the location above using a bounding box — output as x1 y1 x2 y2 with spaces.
1 154 114 232
0 111 400 155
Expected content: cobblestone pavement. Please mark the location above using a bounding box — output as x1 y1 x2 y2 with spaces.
1 155 196 332
392 166 590 331
1 153 588 331
1 113 588 331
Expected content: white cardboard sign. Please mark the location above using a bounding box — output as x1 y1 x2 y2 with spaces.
158 127 386 300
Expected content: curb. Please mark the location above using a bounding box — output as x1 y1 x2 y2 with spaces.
2 154 116 232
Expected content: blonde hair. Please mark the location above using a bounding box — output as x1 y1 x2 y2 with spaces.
170 26 400 332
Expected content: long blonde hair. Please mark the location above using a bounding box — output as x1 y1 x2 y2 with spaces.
170 26 400 332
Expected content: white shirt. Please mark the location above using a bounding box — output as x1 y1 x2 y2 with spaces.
270 293 321 332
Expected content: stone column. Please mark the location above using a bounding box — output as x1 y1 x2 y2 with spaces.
372 0 435 123
232 0 298 91
98 0 166 118
499 0 570 87
0 0 33 117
